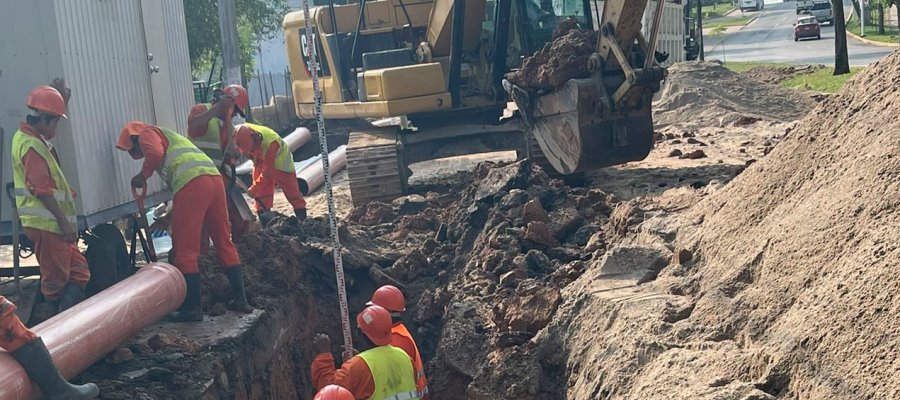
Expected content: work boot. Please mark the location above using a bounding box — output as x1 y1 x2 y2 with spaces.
57 283 86 313
294 208 307 221
10 338 100 400
169 274 203 322
224 267 254 313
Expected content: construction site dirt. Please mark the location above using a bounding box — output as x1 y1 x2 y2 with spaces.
50 51 900 399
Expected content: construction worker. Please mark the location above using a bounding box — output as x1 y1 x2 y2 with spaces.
11 81 91 313
234 123 307 224
367 285 429 398
187 84 251 237
1 296 99 399
116 121 253 322
311 305 419 400
314 385 354 400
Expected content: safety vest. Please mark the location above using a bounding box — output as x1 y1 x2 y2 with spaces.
243 122 294 173
11 129 77 234
156 127 220 194
190 103 226 163
357 345 419 400
392 324 429 398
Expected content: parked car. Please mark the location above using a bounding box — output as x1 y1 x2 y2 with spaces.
808 0 833 24
794 16 821 41
796 0 814 14
741 0 764 11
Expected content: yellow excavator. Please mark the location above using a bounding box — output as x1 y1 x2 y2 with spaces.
283 0 668 205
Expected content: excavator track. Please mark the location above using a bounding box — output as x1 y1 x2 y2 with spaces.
346 129 407 206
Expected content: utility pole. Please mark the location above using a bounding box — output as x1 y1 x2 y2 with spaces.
697 0 705 61
218 0 244 122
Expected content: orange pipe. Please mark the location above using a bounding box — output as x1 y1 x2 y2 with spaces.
298 145 347 195
0 263 186 399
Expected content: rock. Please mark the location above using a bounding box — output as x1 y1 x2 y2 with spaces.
522 199 550 223
475 161 526 202
524 250 553 274
594 245 671 279
545 247 581 263
746 159 757 166
680 149 707 159
209 302 227 316
682 131 696 138
552 214 584 241
670 139 683 144
675 249 693 264
497 284 561 333
357 202 395 225
413 287 451 322
584 231 606 253
499 189 528 209
668 149 683 157
438 302 491 378
129 342 154 356
120 369 149 381
524 222 559 247
570 224 599 246
163 352 185 361
148 330 200 354
496 331 534 348
686 137 707 146
392 194 428 214
421 238 439 255
148 367 175 382
499 269 527 288
107 347 134 364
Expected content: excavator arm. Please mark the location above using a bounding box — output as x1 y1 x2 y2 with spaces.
507 0 669 175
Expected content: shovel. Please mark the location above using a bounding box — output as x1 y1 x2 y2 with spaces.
132 185 157 262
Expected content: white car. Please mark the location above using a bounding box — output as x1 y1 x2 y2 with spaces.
741 0 764 11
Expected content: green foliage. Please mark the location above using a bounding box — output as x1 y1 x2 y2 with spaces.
183 0 289 83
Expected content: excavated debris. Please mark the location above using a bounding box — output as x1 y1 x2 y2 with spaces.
505 19 597 91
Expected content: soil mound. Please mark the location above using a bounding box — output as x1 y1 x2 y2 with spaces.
741 64 825 85
654 61 817 128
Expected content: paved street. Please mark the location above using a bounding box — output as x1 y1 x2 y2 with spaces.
703 0 895 65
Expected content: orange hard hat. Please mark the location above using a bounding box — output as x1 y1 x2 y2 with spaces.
26 85 67 118
356 305 393 346
313 385 354 400
366 285 406 313
234 124 258 154
117 121 150 151
223 84 249 113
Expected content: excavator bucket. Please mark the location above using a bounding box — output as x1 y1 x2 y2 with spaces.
511 77 655 175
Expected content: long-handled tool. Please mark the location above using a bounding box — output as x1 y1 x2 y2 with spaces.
131 185 157 262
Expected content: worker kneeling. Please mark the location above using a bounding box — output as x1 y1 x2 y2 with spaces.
367 285 429 398
234 123 307 224
116 121 253 322
312 305 419 400
1 296 99 399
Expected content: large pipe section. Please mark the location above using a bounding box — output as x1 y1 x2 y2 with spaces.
236 126 312 175
298 145 347 195
0 263 186 400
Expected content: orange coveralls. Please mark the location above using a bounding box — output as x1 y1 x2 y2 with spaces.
246 140 306 212
138 127 240 274
391 323 429 398
18 123 90 300
311 352 377 399
0 296 39 352
187 104 249 238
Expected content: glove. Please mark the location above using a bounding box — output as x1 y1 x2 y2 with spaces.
258 210 275 227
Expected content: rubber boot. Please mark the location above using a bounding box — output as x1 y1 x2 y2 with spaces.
57 283 86 313
294 208 307 221
10 338 100 400
224 267 253 313
169 274 203 322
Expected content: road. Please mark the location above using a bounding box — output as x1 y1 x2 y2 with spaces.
703 0 895 66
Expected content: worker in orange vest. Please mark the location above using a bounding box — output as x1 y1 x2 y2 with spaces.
11 81 90 314
116 121 253 322
313 384 354 400
1 296 99 399
367 285 429 398
186 84 252 238
234 123 307 224
311 305 419 400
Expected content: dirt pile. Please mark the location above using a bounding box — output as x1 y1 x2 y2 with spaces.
654 61 817 128
741 64 825 85
505 19 597 91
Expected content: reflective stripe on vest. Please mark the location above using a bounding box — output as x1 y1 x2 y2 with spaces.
357 345 419 400
157 127 220 194
392 324 429 398
243 122 294 173
189 103 225 163
11 129 77 234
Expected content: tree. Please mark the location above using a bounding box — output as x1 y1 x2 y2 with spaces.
183 0 288 82
833 0 850 75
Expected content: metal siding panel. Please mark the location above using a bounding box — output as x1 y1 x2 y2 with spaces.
162 0 193 134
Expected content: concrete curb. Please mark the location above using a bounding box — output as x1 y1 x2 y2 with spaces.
846 29 900 47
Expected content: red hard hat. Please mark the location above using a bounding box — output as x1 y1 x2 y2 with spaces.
313 385 354 400
223 84 249 113
26 85 67 118
356 305 393 346
366 285 406 313
234 124 258 154
117 121 150 151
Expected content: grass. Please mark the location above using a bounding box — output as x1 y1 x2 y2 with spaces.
706 15 754 30
723 62 863 93
845 15 899 44
701 2 736 19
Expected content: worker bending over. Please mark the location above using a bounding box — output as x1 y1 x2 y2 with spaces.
116 121 253 322
1 296 99 399
187 84 251 237
11 81 90 314
311 305 419 399
234 123 307 224
367 285 429 398
314 385 354 400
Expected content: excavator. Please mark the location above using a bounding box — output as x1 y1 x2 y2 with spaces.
283 0 668 205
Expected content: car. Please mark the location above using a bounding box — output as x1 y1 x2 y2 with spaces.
808 1 833 24
794 16 821 41
796 0 814 14
741 0 764 11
